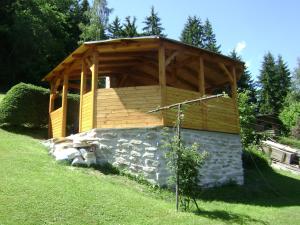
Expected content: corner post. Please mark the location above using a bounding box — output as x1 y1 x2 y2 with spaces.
199 57 207 130
91 52 98 129
158 43 166 125
48 80 55 138
231 66 240 131
79 61 87 132
61 73 69 137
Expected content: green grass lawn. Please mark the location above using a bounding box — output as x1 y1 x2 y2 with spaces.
1 128 300 225
278 136 300 150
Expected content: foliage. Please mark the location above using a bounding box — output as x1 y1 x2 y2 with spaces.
0 83 79 129
108 16 124 38
122 16 139 37
238 91 257 147
291 58 300 93
180 16 220 53
79 0 112 43
257 52 291 115
291 119 300 139
0 0 83 89
142 6 166 37
277 136 300 150
279 102 300 130
163 131 208 211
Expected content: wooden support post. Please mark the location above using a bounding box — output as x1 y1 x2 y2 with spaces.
158 43 166 125
91 52 99 129
61 73 69 137
79 61 87 132
198 57 207 130
231 66 240 131
48 80 55 138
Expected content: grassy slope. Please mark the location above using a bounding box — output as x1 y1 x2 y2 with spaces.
0 128 300 225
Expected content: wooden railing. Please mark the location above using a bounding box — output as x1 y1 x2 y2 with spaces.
81 91 93 132
50 108 63 138
165 86 239 133
96 85 162 128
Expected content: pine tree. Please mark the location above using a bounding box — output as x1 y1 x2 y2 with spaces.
79 0 113 43
229 50 256 103
122 16 139 37
142 6 165 37
291 58 300 94
180 16 204 48
108 16 124 38
202 19 221 53
276 55 291 108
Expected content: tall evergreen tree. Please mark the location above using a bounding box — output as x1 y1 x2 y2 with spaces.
122 16 139 37
291 58 300 94
202 19 221 53
180 16 204 48
276 55 291 109
108 16 124 38
257 52 290 115
229 50 256 103
79 0 112 43
142 6 165 37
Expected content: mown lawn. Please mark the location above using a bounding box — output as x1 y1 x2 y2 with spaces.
0 127 300 225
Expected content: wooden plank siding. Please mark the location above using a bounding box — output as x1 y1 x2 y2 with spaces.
96 85 162 128
164 86 239 133
50 108 63 138
81 91 93 132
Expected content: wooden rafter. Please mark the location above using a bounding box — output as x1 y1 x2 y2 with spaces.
165 50 179 67
218 63 233 83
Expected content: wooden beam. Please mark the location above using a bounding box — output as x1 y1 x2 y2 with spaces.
198 57 205 96
219 63 233 83
165 50 179 67
158 43 166 125
48 80 55 138
79 61 87 132
61 73 69 137
91 52 99 129
231 66 239 132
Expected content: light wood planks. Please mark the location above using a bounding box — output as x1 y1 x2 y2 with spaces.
50 108 63 138
96 85 162 128
81 91 93 132
165 86 239 133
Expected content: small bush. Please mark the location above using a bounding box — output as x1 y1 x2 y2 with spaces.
0 83 79 129
279 102 300 131
291 119 300 139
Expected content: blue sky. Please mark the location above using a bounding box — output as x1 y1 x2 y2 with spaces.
107 0 300 80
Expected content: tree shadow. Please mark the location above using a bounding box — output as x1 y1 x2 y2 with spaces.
199 166 300 207
194 208 269 225
0 124 48 140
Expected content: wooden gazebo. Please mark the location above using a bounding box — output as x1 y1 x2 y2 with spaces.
43 36 243 138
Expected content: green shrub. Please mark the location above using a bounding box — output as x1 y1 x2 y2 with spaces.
279 102 300 130
0 83 79 129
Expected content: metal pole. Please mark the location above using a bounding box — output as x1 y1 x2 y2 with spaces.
176 104 182 211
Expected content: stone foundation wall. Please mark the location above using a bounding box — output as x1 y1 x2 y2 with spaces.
74 126 244 187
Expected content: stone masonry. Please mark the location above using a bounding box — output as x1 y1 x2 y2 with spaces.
71 126 244 187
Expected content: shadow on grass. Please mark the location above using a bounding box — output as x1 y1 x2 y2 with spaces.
194 208 268 225
0 124 48 140
199 163 300 208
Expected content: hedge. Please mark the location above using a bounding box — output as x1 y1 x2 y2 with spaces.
0 83 79 130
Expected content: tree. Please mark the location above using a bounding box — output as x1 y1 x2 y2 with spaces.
108 16 124 38
229 50 256 103
202 19 221 53
291 58 300 93
122 16 139 37
180 16 204 48
142 6 165 37
257 52 291 115
79 0 112 43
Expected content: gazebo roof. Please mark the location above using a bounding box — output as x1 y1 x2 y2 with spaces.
42 36 244 89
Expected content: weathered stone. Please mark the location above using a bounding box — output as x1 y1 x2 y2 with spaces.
142 152 155 158
102 133 117 139
145 159 159 167
71 156 86 166
118 139 128 143
130 139 142 145
121 142 133 149
145 147 157 152
130 151 141 157
142 142 151 146
143 166 156 173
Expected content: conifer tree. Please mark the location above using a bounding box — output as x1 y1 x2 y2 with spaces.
108 16 124 38
142 6 166 37
276 55 291 108
79 0 113 43
180 16 204 48
122 16 139 37
202 19 221 53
